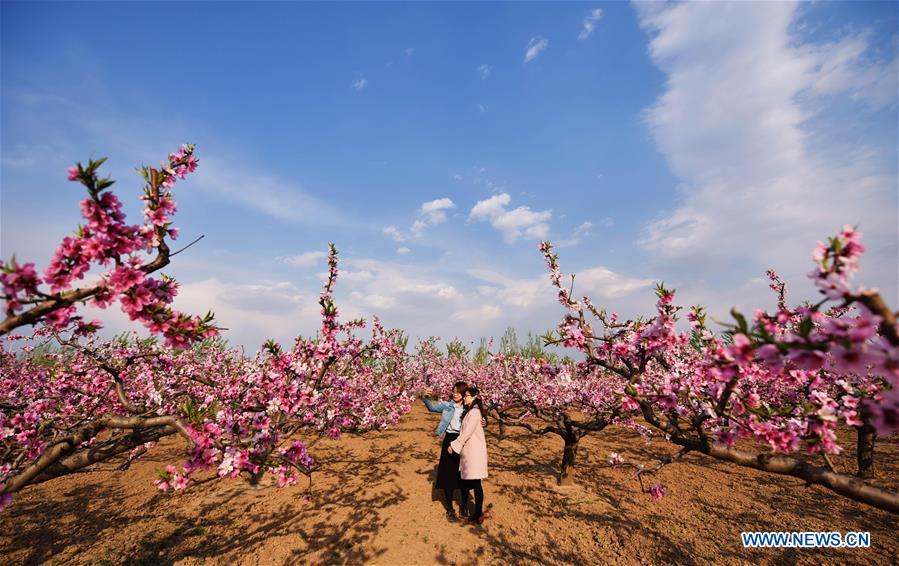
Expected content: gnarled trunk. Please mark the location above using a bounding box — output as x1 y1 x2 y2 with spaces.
559 431 579 486
856 423 877 479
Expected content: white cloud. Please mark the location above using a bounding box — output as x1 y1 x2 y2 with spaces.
524 37 549 64
338 257 463 314
452 304 502 322
578 8 604 40
556 221 594 248
167 277 320 350
467 269 545 309
341 270 375 285
452 174 463 181
419 197 456 224
469 193 511 220
634 1 897 314
410 219 428 237
396 246 411 255
172 256 474 347
469 193 552 243
478 64 492 79
385 198 456 242
280 250 327 268
367 294 397 309
353 77 367 91
522 222 550 240
383 225 406 242
477 285 499 297
802 30 898 110
466 264 652 312
350 291 396 310
575 267 655 299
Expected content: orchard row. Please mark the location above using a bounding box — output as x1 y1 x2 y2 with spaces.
1 148 896 514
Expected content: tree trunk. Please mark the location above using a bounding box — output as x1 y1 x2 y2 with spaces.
704 443 899 514
559 433 579 486
856 423 877 479
498 420 506 439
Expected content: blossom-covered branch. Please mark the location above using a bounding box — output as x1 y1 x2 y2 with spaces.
0 146 216 348
539 226 899 514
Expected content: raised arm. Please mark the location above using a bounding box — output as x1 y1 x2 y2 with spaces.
422 396 448 413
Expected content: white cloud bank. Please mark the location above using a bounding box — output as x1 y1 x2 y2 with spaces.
633 1 897 311
469 193 552 243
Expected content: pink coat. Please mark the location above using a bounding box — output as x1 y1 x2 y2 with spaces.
450 407 488 480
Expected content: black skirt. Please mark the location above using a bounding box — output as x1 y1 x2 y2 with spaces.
435 431 461 491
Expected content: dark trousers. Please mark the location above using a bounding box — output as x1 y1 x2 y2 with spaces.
441 488 456 513
460 478 484 518
436 432 460 513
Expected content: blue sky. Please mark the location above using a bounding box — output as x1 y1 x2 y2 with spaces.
2 1 897 350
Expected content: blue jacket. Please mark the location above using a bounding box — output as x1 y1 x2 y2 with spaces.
422 397 463 436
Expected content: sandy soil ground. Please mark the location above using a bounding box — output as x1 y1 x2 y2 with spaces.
2 402 897 565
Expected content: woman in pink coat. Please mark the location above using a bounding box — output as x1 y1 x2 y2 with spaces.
448 387 488 525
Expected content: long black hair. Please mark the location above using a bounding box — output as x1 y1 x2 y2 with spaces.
461 386 486 424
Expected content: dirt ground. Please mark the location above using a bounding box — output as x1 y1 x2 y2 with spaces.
2 402 897 565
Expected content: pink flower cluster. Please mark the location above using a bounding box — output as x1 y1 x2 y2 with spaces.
154 465 190 492
1 146 217 348
810 224 864 300
0 260 40 315
647 483 665 501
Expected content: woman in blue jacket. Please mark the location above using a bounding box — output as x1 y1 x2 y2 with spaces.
422 380 468 522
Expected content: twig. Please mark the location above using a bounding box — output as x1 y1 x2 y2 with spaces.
170 234 205 257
